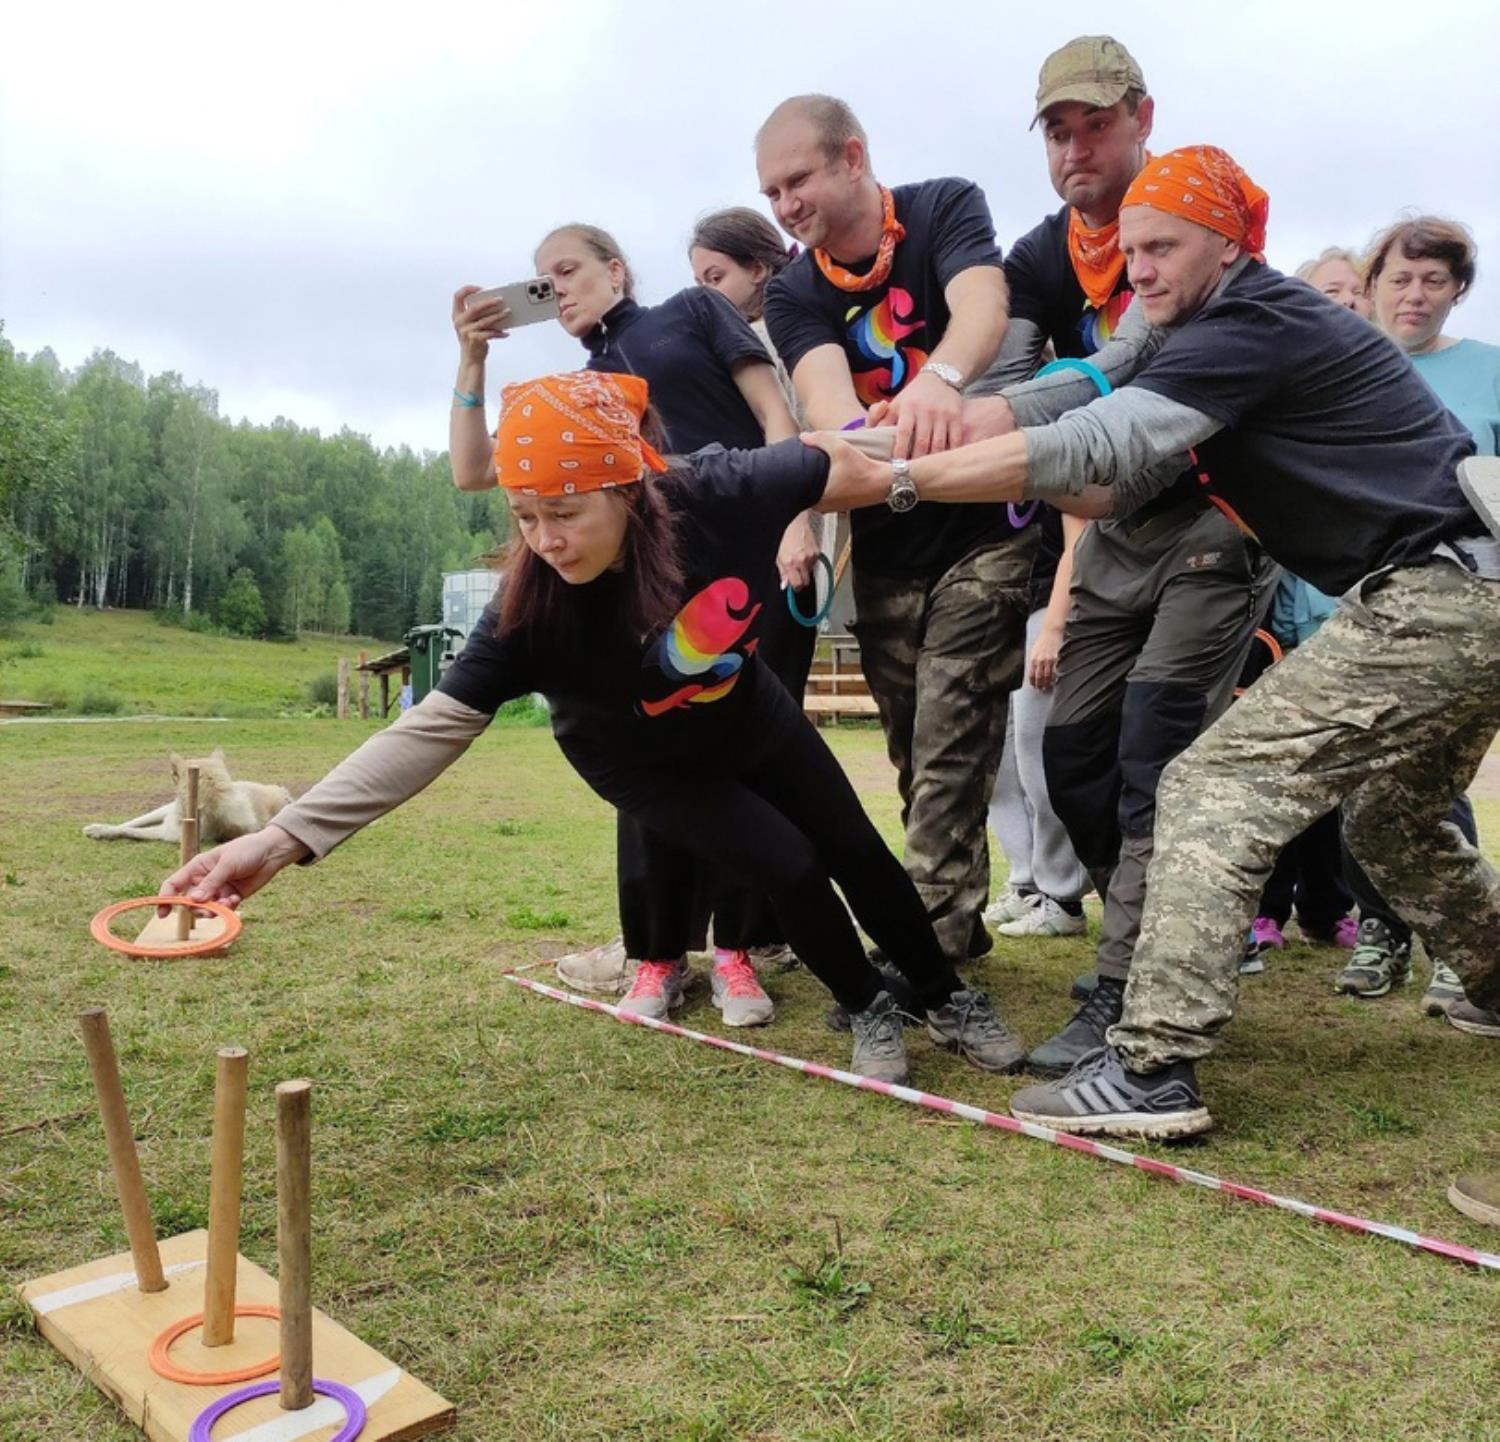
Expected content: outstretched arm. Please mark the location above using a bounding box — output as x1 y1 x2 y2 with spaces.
159 691 493 908
808 385 1221 519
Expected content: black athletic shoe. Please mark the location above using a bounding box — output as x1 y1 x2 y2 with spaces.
825 957 921 1032
1025 976 1126 1077
1010 1045 1212 1139
1069 972 1098 1003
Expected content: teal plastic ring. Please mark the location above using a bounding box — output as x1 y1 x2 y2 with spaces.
1036 358 1113 395
787 553 835 628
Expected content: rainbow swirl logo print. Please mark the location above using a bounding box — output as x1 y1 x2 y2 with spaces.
1078 288 1135 354
847 286 929 406
639 576 762 717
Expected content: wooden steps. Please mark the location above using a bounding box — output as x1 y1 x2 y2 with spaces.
802 636 876 723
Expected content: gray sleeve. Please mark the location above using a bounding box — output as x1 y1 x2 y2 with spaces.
1002 300 1168 426
271 689 493 861
1021 388 1222 517
965 318 1046 395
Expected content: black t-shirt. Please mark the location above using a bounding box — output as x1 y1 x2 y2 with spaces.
1131 262 1477 595
1006 202 1199 601
583 291 771 454
764 177 1019 578
437 440 828 801
1005 204 1141 362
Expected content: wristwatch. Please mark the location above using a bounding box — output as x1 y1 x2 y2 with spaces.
920 360 964 391
887 457 919 513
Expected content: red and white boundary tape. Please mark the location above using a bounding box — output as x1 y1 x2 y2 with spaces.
500 966 1500 1274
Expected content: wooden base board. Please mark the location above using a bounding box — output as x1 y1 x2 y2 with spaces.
133 910 232 953
21 1230 455 1440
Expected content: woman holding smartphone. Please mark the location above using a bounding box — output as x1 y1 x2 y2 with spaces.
165 370 1025 1086
453 226 820 1025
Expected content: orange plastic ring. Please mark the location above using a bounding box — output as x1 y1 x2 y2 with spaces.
1234 628 1287 698
148 1303 280 1385
89 896 243 959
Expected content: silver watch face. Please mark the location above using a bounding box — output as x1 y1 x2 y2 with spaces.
887 466 919 512
923 361 963 388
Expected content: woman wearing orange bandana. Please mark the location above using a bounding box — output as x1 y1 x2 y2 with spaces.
457 222 823 1006
162 370 1028 1087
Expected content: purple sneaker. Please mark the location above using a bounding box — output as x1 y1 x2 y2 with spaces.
1330 915 1359 949
1250 917 1284 950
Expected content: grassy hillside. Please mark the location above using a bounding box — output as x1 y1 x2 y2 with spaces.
0 608 399 718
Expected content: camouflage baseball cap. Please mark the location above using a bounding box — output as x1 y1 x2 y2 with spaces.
1031 36 1146 128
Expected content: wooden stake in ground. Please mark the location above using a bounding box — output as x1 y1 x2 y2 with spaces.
174 763 200 943
77 1008 166 1293
201 1046 249 1346
337 656 350 721
275 1079 314 1410
358 649 370 720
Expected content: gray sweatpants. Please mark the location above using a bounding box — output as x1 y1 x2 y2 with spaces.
988 606 1090 900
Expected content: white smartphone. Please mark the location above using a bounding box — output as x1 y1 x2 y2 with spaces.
465 277 560 328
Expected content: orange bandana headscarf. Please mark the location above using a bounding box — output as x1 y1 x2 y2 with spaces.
495 371 668 497
1121 145 1269 259
814 185 907 292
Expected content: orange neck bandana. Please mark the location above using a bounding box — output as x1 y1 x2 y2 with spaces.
1121 145 1269 259
815 185 907 293
495 371 667 498
1067 210 1128 310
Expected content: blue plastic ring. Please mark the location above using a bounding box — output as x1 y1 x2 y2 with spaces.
786 553 835 629
1036 357 1113 396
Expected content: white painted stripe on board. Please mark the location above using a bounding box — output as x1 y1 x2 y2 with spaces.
29 1259 206 1315
224 1367 403 1440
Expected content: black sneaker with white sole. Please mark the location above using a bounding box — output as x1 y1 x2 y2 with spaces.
1026 975 1126 1077
825 957 921 1032
1010 1045 1212 1139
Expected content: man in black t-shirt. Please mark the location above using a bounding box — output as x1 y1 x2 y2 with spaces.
966 37 1277 1079
812 143 1500 1140
756 93 1035 971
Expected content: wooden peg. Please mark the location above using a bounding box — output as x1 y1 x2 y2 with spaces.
176 764 200 942
275 1079 314 1409
77 1008 166 1292
201 1047 249 1346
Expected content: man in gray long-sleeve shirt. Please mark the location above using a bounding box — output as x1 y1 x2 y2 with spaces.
814 143 1500 1140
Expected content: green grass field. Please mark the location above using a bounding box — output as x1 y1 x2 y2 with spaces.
0 608 399 718
2 620 1498 1440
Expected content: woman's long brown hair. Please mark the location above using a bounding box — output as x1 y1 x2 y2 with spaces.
495 472 686 653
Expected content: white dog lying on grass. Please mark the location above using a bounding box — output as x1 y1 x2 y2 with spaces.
83 749 291 844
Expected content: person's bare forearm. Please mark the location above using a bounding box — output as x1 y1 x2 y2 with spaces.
907 432 1030 502
931 268 1008 384
451 356 497 491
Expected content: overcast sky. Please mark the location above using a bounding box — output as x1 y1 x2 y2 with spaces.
5 0 1498 455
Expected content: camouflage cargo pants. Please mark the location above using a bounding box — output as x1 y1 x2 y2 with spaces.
1113 556 1500 1069
851 534 1035 965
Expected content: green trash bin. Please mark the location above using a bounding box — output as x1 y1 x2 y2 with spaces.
405 624 464 705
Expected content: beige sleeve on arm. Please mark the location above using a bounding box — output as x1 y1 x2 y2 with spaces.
271 690 495 861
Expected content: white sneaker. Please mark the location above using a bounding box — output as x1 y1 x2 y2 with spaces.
618 960 689 1020
983 888 1039 927
710 954 775 1027
555 936 638 996
997 896 1087 938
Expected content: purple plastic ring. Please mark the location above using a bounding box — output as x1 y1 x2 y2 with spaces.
188 1377 366 1442
1008 500 1040 527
